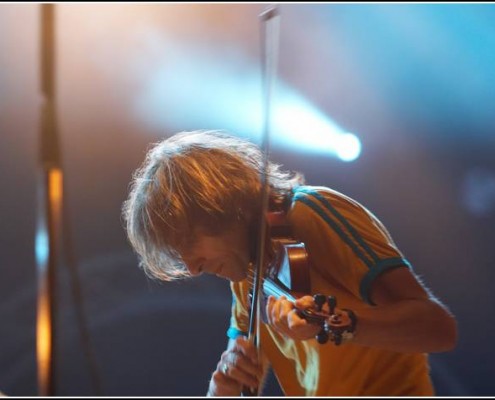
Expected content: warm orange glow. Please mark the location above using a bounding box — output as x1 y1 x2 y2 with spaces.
36 283 51 395
36 167 63 395
49 168 63 206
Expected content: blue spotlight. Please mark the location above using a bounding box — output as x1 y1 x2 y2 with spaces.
272 89 362 161
336 133 362 162
35 230 49 267
132 35 362 162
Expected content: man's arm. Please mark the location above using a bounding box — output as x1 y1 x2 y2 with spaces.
268 266 457 354
349 266 457 353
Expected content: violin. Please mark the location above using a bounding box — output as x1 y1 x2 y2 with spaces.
252 199 357 346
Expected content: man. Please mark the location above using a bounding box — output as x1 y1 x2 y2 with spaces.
122 130 457 396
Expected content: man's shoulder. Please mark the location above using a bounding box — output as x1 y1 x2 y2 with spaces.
291 185 363 210
289 185 382 234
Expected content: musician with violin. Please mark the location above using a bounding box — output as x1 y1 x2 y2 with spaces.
122 130 457 396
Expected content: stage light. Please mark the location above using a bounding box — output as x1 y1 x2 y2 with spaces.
335 133 362 162
35 231 49 267
133 34 362 162
272 89 362 161
462 167 495 217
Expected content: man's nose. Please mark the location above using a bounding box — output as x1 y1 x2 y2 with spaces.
188 257 206 276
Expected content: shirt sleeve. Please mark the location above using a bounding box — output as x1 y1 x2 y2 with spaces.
227 280 250 339
291 186 412 305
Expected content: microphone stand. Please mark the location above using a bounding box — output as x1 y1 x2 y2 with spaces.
36 4 61 396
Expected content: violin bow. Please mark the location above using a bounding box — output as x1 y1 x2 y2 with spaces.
244 5 281 396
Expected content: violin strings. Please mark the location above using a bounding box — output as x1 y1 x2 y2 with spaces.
246 267 289 300
246 267 267 288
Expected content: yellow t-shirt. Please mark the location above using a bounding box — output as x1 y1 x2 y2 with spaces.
228 186 434 396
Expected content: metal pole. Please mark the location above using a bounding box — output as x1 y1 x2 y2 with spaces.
36 4 61 396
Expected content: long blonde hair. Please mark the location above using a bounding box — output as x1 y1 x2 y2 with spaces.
122 130 304 281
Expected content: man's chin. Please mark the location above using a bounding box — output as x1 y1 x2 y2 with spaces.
228 270 248 283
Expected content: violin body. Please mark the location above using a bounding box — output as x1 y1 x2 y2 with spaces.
257 211 322 322
264 209 311 294
266 239 310 296
256 209 356 345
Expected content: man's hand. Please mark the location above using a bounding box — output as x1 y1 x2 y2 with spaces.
207 336 263 396
265 295 321 341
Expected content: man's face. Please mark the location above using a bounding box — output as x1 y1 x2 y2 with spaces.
178 223 251 282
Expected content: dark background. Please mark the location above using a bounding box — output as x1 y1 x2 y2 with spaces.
1 3 494 396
